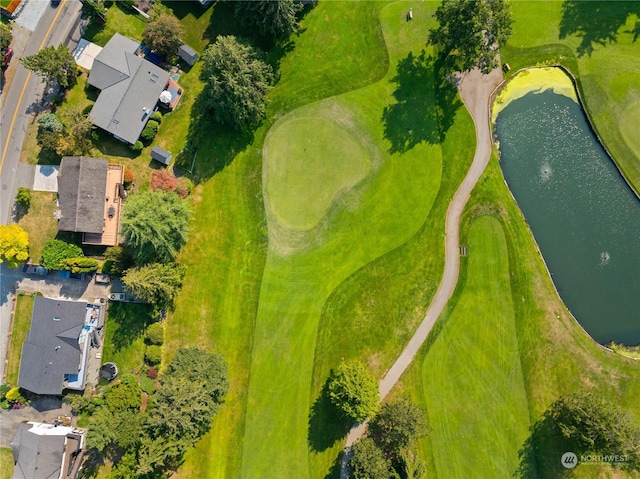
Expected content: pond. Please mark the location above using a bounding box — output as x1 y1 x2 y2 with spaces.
494 69 640 346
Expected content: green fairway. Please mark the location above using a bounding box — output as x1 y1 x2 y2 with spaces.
265 108 372 231
422 216 530 478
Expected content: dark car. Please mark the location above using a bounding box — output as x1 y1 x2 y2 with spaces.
1 47 13 70
51 0 60 7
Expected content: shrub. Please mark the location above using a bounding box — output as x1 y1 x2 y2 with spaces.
37 113 64 134
150 169 178 193
176 177 193 198
6 387 26 405
150 111 162 123
15 188 31 208
145 322 164 345
105 374 142 411
62 256 99 273
130 141 144 152
0 384 10 401
41 239 83 270
102 245 132 276
146 367 158 379
124 167 135 186
140 120 159 144
145 345 162 365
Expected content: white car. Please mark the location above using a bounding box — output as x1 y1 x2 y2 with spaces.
109 292 126 301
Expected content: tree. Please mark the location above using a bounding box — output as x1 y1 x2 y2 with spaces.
328 361 379 422
21 44 77 88
547 391 640 470
234 0 303 39
121 190 192 265
138 348 230 473
41 239 83 270
369 398 428 458
104 374 142 411
62 257 99 273
79 0 106 23
146 323 164 345
37 113 64 134
0 224 29 268
143 13 184 58
102 245 133 276
0 22 11 51
200 36 274 131
429 0 513 74
64 108 94 155
350 437 391 479
145 345 162 365
15 188 31 208
122 262 186 306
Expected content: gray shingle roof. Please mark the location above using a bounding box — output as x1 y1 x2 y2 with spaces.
87 33 170 144
18 298 88 396
151 146 172 165
177 44 198 65
57 157 108 234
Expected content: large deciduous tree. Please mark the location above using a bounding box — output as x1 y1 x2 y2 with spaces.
350 437 391 479
327 360 379 422
234 0 303 40
429 0 513 74
547 391 640 471
121 190 192 265
21 44 77 88
369 398 428 459
0 22 11 51
0 224 29 268
200 35 274 132
143 13 184 59
122 262 186 306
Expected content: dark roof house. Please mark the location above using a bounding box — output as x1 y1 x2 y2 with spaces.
11 422 85 479
17 297 102 396
151 146 173 166
87 33 169 144
177 44 199 66
57 157 124 246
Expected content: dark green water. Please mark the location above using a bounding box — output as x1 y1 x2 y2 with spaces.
495 90 640 346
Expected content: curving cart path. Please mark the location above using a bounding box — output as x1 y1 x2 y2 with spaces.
339 65 504 477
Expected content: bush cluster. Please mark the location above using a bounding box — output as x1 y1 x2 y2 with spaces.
145 345 162 365
140 120 159 144
145 323 164 345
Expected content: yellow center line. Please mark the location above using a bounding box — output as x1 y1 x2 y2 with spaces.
0 0 68 174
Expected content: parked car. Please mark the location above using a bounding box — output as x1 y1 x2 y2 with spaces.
109 292 126 301
1 48 13 70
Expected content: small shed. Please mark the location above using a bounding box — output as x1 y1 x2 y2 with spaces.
178 44 199 66
151 146 173 166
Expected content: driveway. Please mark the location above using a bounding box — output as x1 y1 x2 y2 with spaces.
0 398 72 447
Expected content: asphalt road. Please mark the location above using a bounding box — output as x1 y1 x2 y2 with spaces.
0 0 83 225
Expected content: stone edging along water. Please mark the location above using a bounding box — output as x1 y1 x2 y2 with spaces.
491 65 640 361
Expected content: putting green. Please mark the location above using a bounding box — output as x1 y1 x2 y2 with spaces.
620 102 640 159
265 108 372 231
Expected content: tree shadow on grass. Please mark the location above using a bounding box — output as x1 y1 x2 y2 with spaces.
308 380 352 453
382 50 461 154
107 302 155 351
514 411 573 479
559 1 640 56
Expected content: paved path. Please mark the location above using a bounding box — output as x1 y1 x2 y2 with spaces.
339 65 504 477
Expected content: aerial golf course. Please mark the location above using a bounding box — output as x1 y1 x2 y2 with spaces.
164 1 640 478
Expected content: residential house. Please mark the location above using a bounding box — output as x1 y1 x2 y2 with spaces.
87 33 169 144
56 156 124 246
17 297 102 396
10 422 85 479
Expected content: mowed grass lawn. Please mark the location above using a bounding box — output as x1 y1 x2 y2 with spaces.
421 216 530 478
5 294 34 386
0 448 14 479
503 1 640 192
102 303 154 375
17 192 57 263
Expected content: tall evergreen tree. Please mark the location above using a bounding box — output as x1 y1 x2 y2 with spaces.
235 0 303 39
122 262 186 306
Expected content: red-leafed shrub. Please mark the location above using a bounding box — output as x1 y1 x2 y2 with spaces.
124 167 135 185
150 170 191 198
146 367 158 379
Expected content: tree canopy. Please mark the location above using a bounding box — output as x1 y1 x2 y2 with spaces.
0 224 29 268
122 262 186 306
548 391 640 471
350 437 391 479
0 23 11 51
327 361 379 422
200 35 274 132
429 0 513 74
21 44 77 88
369 398 428 458
234 0 303 40
121 190 192 265
40 239 83 270
104 374 142 411
143 13 184 59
